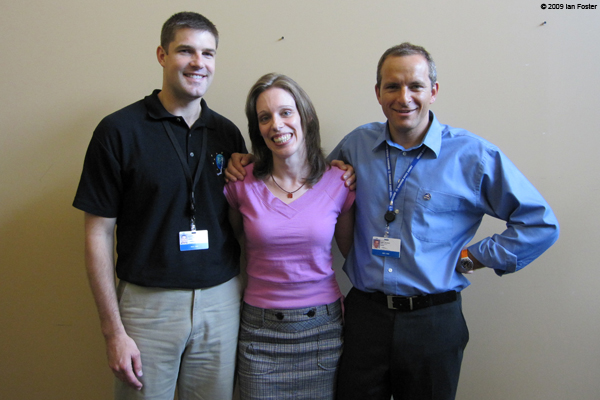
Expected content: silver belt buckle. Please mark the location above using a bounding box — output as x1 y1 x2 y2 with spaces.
387 296 396 309
387 295 415 310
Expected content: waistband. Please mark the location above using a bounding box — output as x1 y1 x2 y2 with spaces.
242 299 342 322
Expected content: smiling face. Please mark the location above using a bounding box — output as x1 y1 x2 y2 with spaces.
157 28 216 103
375 54 438 148
256 88 306 163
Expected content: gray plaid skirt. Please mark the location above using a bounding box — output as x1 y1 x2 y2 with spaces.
237 299 343 400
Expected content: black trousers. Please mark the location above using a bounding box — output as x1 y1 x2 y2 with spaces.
336 288 469 400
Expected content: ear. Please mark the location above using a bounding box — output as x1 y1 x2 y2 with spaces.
429 82 439 104
156 46 167 67
375 83 382 105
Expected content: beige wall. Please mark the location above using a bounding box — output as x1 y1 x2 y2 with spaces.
1 1 598 399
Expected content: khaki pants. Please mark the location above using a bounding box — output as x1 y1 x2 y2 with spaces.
115 276 242 400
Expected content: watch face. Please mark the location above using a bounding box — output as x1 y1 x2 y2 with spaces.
460 258 474 272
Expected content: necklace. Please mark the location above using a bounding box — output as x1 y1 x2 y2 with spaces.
271 174 306 198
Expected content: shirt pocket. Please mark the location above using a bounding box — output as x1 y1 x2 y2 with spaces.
411 188 466 243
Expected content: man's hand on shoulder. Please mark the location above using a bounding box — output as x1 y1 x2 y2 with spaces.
225 153 254 182
330 159 356 191
106 333 144 390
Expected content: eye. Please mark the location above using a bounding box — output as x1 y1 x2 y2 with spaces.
258 114 271 124
410 83 426 90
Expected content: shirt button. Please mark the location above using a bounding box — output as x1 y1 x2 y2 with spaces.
423 193 431 201
388 268 393 273
402 152 407 156
190 152 195 157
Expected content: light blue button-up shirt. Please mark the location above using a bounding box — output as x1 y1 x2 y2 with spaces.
328 112 559 296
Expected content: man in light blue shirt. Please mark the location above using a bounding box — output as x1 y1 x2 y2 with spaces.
329 43 559 400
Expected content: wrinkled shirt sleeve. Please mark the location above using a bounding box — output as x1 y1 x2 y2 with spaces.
468 146 559 275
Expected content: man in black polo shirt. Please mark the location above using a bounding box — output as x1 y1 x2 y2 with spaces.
73 12 246 400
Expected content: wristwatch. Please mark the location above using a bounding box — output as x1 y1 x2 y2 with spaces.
458 249 474 273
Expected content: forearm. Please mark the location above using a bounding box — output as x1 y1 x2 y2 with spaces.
83 213 144 389
467 216 559 275
84 213 124 338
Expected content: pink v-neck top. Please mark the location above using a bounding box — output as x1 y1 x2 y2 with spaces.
224 164 355 309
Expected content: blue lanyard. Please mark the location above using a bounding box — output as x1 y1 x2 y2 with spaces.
385 144 426 222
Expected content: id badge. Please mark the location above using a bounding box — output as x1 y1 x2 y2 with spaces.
372 236 401 258
179 230 209 251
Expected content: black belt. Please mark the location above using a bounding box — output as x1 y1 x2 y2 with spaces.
358 289 458 312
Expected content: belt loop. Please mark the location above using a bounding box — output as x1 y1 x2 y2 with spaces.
326 303 331 315
261 307 266 323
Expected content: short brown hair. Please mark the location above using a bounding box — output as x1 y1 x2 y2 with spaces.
160 12 219 52
376 43 437 89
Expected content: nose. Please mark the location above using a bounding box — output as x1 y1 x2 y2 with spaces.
272 115 283 131
190 54 204 69
399 86 412 105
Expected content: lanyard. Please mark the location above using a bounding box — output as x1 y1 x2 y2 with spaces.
162 120 208 231
384 143 426 226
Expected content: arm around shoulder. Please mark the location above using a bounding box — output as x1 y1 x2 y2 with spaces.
225 153 254 182
330 160 356 190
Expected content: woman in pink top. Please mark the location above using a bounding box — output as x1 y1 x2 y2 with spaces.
224 73 355 400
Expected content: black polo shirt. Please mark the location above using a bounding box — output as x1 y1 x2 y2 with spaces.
73 90 247 289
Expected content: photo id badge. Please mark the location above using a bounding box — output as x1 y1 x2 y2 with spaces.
372 236 401 258
179 230 209 251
